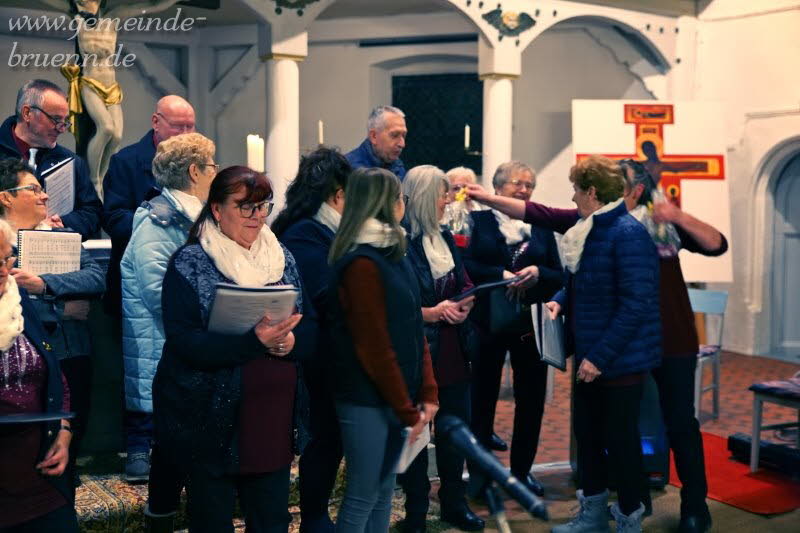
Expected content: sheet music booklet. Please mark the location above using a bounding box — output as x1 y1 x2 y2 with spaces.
40 157 75 217
395 423 431 474
17 229 81 275
207 283 299 335
531 302 567 371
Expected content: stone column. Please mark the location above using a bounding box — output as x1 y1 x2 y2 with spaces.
478 37 520 185
263 54 302 216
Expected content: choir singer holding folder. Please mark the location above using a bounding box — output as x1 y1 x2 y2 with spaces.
154 166 316 533
327 168 437 533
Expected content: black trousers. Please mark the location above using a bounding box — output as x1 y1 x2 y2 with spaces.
470 330 548 477
60 355 92 494
148 444 186 515
0 503 78 533
651 356 708 514
574 379 644 516
187 465 292 533
398 381 471 520
298 363 343 521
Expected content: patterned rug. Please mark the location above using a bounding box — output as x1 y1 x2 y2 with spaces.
75 461 449 532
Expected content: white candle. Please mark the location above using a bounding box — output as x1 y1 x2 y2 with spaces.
464 124 470 150
246 134 265 172
318 120 324 145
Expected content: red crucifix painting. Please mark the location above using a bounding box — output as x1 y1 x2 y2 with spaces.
576 104 725 207
570 99 733 282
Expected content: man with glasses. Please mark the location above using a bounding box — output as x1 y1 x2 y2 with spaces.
0 79 102 240
101 95 196 319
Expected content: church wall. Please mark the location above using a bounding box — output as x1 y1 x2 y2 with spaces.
691 4 800 356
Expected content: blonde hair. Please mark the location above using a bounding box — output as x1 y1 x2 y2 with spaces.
152 132 216 191
569 155 624 204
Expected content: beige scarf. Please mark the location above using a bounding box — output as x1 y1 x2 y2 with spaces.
0 276 24 353
561 198 625 273
199 219 285 286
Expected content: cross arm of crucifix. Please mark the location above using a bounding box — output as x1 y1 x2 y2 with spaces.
106 0 183 21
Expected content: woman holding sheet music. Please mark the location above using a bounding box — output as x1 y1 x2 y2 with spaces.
0 158 103 493
462 161 564 498
396 165 484 532
327 168 438 533
154 166 316 533
0 219 77 531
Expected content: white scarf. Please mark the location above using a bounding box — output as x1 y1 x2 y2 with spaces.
628 204 682 258
353 218 405 249
494 210 531 246
167 188 204 221
561 198 625 273
0 276 24 353
422 231 455 280
199 219 285 286
313 202 341 234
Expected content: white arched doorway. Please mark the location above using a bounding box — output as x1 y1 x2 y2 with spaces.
771 153 800 361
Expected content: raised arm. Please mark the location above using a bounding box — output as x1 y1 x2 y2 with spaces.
107 0 182 20
653 201 726 254
465 183 526 219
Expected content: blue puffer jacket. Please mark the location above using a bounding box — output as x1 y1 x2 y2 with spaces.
553 202 661 379
121 189 194 412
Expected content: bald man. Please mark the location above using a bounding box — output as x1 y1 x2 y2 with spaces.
101 95 196 317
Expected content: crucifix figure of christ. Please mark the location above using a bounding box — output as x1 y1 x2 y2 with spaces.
39 0 183 197
577 104 725 207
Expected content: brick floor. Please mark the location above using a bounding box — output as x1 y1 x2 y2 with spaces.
490 351 800 466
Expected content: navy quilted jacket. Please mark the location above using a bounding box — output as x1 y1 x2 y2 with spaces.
553 202 661 379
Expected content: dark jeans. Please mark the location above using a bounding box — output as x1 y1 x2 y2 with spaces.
470 330 548 477
148 444 186 515
187 466 292 533
298 363 343 522
125 410 153 454
0 503 78 533
399 381 471 520
651 356 708 515
574 379 644 516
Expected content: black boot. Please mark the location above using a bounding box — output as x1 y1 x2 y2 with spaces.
488 433 508 452
441 501 485 531
519 473 545 497
145 514 175 533
399 513 427 533
678 507 712 533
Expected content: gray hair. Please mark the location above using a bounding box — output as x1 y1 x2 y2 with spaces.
402 165 449 239
151 132 215 191
0 219 13 248
15 79 67 118
367 105 405 133
492 160 535 190
445 166 477 184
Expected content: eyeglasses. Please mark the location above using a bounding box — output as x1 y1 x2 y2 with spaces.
237 200 274 218
0 254 16 270
29 105 71 131
200 162 220 172
2 184 44 195
155 112 195 132
509 179 535 191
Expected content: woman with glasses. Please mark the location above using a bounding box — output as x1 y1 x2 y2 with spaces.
119 132 216 530
153 165 315 532
271 147 351 533
0 218 78 532
328 168 437 533
0 158 104 495
462 161 564 497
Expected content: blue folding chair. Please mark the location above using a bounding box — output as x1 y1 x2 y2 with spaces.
687 289 728 422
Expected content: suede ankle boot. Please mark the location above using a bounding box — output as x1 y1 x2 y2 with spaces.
609 502 645 533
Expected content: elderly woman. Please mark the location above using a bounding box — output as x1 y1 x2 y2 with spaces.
442 166 477 247
0 219 76 532
272 147 351 533
0 158 103 490
153 166 315 532
327 168 437 533
462 161 563 496
397 165 483 532
120 132 216 527
467 159 726 532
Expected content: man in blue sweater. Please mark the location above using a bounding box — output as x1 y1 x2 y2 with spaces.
346 105 408 180
0 79 101 240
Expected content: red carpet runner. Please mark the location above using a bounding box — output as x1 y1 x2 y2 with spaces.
669 432 800 514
